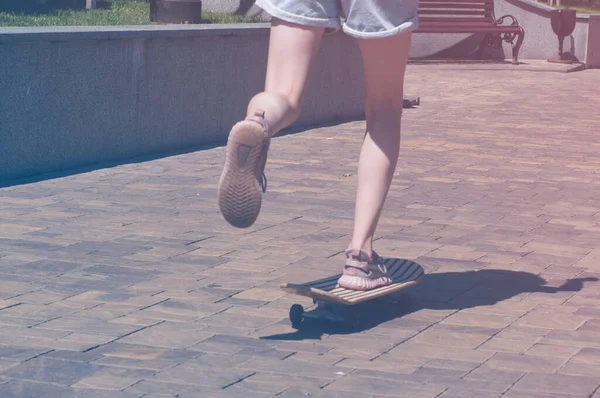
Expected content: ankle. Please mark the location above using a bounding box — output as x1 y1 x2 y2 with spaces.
346 246 374 260
348 240 373 254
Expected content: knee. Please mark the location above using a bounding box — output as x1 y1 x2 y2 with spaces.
365 86 405 115
365 94 404 121
363 90 405 133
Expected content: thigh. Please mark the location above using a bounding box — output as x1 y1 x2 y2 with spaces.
257 0 341 27
264 18 325 106
357 31 412 105
340 0 419 39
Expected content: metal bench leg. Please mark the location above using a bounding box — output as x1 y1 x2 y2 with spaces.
511 28 525 65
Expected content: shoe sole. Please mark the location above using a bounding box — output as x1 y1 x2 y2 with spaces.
337 275 393 291
218 120 266 229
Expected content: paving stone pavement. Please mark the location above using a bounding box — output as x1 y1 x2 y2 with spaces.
1 61 600 397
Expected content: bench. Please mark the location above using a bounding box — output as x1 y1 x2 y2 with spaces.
415 0 525 64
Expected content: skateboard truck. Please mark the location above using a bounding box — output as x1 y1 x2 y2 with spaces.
289 301 359 329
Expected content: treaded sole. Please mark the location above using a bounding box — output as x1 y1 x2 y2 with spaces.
218 120 265 228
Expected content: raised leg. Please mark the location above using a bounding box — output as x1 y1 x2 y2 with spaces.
247 19 325 137
218 19 324 228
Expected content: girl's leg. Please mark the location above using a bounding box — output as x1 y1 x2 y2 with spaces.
338 30 413 291
249 19 325 137
338 31 412 290
350 31 412 253
218 19 324 228
338 30 412 291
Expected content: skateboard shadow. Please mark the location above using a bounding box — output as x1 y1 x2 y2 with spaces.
260 259 598 340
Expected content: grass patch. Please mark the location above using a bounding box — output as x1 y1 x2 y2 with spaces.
0 0 259 27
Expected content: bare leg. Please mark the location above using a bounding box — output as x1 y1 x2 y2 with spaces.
349 31 412 253
218 19 324 228
248 19 325 136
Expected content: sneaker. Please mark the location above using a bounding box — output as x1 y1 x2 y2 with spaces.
218 110 270 229
337 249 392 291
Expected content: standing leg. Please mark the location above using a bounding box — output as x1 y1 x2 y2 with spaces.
338 31 412 290
218 19 324 228
350 31 412 252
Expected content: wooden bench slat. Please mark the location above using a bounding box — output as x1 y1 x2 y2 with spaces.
419 17 492 23
419 9 489 16
418 24 523 32
419 0 491 3
419 3 491 9
419 1 488 5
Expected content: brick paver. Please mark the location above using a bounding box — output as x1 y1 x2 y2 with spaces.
1 60 600 397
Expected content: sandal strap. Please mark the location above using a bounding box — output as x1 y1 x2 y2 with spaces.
344 249 388 274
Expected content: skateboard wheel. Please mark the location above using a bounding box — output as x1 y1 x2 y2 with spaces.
289 304 304 328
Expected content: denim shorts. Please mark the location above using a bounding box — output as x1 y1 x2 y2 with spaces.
255 0 419 39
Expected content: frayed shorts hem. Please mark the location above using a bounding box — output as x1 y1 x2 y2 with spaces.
256 0 341 29
342 19 419 39
256 0 419 39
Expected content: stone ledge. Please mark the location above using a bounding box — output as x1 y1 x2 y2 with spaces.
508 0 599 19
0 23 271 43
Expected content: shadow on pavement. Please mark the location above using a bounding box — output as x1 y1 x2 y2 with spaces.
261 258 598 341
0 120 360 188
0 141 223 189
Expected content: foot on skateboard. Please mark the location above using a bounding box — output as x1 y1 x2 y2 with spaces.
281 258 424 328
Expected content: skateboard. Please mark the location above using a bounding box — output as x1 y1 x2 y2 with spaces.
280 258 424 329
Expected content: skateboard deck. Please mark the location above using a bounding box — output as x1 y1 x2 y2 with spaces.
281 258 424 328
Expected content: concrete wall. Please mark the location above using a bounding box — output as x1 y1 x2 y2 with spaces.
0 25 366 181
587 15 600 68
